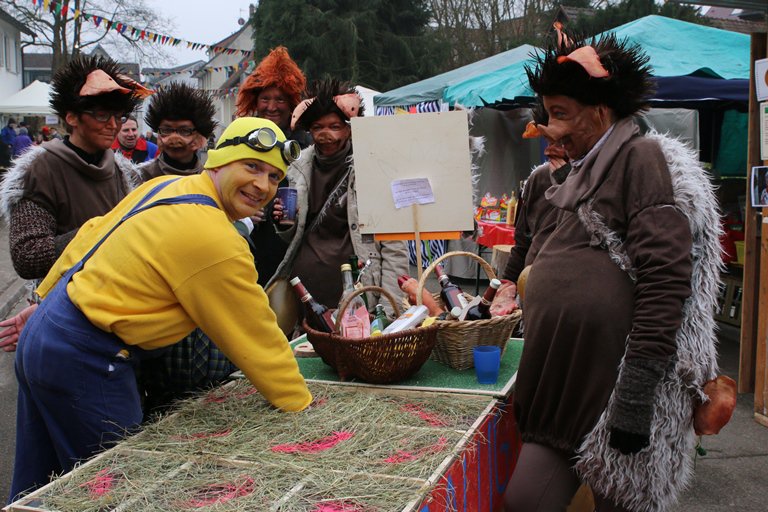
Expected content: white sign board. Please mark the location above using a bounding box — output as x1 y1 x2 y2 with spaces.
351 111 474 235
756 58 768 102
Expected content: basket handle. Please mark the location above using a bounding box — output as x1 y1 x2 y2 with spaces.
416 250 497 305
335 285 403 332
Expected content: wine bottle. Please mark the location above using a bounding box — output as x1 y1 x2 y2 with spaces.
463 279 501 321
397 275 444 316
290 277 334 333
339 264 371 339
434 264 469 311
370 304 390 333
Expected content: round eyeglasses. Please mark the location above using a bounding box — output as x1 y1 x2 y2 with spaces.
215 127 301 164
83 111 128 124
157 126 197 137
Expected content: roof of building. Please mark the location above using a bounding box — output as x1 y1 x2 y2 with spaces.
0 7 34 36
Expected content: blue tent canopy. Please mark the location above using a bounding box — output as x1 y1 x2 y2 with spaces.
373 44 538 108
377 15 750 109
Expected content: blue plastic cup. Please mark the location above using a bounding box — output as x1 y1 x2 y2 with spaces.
473 345 501 385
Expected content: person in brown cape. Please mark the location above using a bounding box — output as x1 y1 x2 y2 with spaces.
0 55 144 283
503 31 723 512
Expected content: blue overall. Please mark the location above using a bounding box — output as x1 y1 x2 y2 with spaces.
10 179 218 501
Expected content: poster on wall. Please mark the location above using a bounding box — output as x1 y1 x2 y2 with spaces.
751 165 768 207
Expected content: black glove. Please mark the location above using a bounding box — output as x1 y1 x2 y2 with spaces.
609 427 650 455
606 358 668 455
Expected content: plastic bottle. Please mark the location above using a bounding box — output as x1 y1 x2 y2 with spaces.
397 275 444 316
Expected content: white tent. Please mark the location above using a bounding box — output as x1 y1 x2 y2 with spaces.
0 80 53 115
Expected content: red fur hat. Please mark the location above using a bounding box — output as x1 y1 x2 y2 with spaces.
236 46 306 117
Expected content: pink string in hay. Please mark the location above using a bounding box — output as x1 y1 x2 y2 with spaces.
271 431 354 454
79 468 115 498
400 403 447 426
171 429 232 441
383 436 449 464
182 475 254 508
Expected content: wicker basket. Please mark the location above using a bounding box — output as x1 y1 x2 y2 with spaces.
303 285 439 384
416 251 522 370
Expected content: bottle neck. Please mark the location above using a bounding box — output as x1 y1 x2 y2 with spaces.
341 269 356 292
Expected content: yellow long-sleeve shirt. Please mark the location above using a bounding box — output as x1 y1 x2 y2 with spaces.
38 173 311 412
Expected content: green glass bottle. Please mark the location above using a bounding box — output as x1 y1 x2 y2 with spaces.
370 304 390 334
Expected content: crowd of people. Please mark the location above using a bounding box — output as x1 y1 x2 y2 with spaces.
0 29 723 512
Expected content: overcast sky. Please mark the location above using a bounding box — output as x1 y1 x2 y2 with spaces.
153 0 253 66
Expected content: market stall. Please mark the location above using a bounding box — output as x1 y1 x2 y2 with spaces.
4 338 525 512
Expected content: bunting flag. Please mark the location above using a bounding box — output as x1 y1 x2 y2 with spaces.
27 0 255 58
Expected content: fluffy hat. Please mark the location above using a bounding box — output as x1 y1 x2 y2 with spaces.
235 47 306 117
49 55 142 119
291 78 364 131
205 117 290 177
145 82 218 137
526 32 654 119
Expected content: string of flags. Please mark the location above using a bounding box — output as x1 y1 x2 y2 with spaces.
29 0 255 58
142 61 250 77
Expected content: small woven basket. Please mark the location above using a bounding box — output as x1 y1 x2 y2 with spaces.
303 285 439 384
416 251 522 370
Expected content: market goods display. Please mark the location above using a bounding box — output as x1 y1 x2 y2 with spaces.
416 251 522 370
14 381 494 512
304 285 439 384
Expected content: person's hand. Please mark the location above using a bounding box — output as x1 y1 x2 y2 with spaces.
0 304 38 352
251 209 266 224
608 427 650 455
272 198 285 223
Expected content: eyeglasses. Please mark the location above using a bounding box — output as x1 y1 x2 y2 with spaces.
215 127 301 164
157 126 197 137
82 111 128 124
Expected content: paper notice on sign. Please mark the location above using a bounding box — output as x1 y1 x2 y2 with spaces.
757 59 768 102
391 178 435 209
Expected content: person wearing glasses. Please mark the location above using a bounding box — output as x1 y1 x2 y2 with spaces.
111 115 158 164
0 55 142 285
8 117 311 500
267 78 409 322
138 82 216 182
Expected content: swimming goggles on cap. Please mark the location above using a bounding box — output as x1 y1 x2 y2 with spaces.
216 127 301 164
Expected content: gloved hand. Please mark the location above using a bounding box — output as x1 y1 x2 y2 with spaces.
607 358 668 455
609 427 650 455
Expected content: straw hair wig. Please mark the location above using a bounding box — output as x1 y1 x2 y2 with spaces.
49 55 141 119
292 79 364 132
526 32 654 119
146 82 217 137
236 46 306 117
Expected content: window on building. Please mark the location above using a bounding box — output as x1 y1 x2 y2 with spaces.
4 35 10 71
0 34 6 69
14 40 20 73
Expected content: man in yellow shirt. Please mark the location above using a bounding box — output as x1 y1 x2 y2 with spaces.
10 117 310 501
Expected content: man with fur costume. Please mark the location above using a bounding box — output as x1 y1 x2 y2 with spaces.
236 46 311 286
502 32 722 512
0 55 143 282
139 82 217 181
267 78 409 321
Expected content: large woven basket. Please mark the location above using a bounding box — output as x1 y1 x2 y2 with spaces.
303 285 439 384
416 251 522 370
